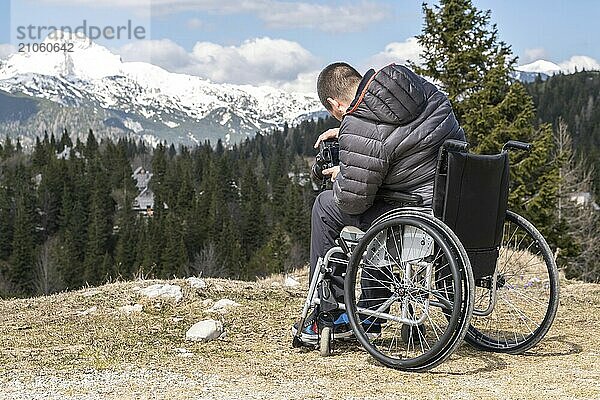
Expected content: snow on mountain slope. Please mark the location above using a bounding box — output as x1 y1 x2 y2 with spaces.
516 60 562 76
0 31 325 146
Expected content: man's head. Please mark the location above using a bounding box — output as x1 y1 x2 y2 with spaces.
317 62 362 121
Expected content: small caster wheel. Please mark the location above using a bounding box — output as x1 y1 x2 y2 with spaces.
320 326 332 356
292 335 303 348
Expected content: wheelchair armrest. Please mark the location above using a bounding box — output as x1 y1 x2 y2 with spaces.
502 140 533 152
442 139 470 153
376 189 423 205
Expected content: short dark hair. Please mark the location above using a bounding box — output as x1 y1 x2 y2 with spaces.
317 62 362 111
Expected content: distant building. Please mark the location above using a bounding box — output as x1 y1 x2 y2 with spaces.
132 167 155 216
287 171 311 186
569 191 600 211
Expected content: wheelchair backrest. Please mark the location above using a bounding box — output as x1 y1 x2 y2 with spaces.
433 143 510 279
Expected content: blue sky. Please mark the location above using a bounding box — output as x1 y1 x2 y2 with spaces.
1 0 599 92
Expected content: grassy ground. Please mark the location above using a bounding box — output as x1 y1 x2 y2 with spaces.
0 270 599 399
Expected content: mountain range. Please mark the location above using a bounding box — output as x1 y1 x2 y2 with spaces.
514 60 564 83
0 32 592 147
0 32 325 147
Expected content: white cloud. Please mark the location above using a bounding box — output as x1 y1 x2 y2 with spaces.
37 0 388 33
187 37 318 86
366 37 423 70
118 39 192 71
558 55 600 73
117 37 318 92
186 18 204 30
278 70 319 93
0 44 17 60
522 48 548 64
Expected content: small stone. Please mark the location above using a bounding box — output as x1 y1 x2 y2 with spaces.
284 276 300 288
77 306 97 316
187 277 207 289
201 299 214 307
118 304 143 314
207 298 240 313
139 284 183 302
185 320 224 342
174 347 194 357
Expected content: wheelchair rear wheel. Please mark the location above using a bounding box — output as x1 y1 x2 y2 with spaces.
344 210 474 372
465 210 559 353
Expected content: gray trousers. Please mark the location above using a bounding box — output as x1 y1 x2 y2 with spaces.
309 190 396 304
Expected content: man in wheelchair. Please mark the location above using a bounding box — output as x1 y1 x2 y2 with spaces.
291 62 465 344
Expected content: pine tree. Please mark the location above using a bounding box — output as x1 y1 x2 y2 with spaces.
239 164 268 259
83 158 114 284
151 143 168 216
0 184 13 261
8 179 36 294
58 129 73 153
414 0 562 249
84 129 99 158
37 157 64 240
284 180 310 250
1 135 14 159
247 225 290 278
114 202 138 278
160 213 188 278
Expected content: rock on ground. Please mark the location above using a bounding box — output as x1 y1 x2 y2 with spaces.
185 319 224 342
76 306 97 316
118 304 143 314
187 277 206 289
207 299 240 313
284 276 300 288
139 284 183 302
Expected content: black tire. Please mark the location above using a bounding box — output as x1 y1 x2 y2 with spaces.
344 210 474 372
465 210 559 353
320 327 332 357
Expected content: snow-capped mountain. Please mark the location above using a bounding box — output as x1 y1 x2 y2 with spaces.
0 32 325 146
514 60 562 83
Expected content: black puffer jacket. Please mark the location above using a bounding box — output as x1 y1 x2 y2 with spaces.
333 64 465 215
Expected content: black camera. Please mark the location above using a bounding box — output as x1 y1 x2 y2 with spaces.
311 139 340 188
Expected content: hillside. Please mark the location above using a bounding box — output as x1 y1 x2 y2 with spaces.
526 71 600 194
1 271 599 399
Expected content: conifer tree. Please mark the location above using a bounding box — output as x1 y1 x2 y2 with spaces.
58 129 73 153
414 0 562 246
247 225 290 278
84 129 99 158
240 164 268 259
1 135 14 159
160 213 188 277
83 158 114 284
8 167 36 293
0 184 13 261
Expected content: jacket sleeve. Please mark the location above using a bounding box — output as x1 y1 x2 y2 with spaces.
333 119 389 215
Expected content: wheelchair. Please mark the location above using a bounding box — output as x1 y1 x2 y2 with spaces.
292 139 559 372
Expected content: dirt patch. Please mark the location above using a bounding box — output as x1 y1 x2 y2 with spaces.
0 272 599 399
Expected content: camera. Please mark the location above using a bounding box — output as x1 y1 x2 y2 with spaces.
311 139 340 189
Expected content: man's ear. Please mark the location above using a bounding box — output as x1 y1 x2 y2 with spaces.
327 97 341 112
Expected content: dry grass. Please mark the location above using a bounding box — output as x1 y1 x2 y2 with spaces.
0 270 599 399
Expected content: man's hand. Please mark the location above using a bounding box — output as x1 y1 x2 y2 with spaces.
314 128 339 148
322 166 340 182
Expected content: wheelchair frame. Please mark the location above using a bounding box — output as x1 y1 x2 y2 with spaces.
292 140 559 371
